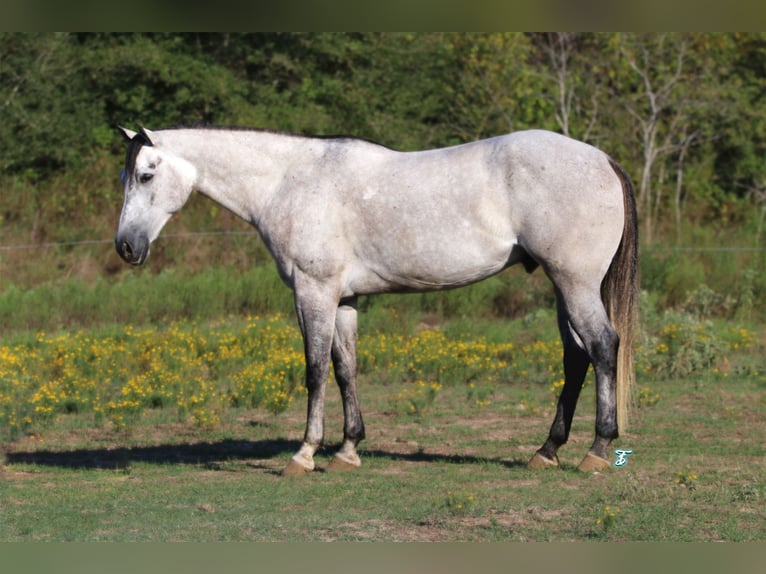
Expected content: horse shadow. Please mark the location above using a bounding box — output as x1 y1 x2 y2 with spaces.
360 448 529 470
4 439 529 472
3 438 299 471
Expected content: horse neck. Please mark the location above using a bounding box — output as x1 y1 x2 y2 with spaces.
160 129 317 226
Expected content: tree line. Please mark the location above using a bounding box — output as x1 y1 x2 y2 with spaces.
2 32 765 245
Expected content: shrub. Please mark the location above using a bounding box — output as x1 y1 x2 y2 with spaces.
641 310 727 378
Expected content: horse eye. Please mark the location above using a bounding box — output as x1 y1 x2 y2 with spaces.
138 173 154 184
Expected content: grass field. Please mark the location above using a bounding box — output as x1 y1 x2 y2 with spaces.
1 310 763 542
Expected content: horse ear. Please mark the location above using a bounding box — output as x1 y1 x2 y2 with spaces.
118 126 138 142
138 126 155 146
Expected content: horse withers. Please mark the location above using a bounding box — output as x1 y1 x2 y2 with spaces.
115 126 639 475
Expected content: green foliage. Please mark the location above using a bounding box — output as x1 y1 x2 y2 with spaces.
447 33 552 140
595 505 621 537
389 380 443 418
640 245 765 316
443 490 476 516
674 469 699 491
0 33 98 178
637 386 661 408
713 33 766 196
1 323 762 541
638 283 762 380
4 295 757 439
0 315 307 437
0 265 294 333
644 310 727 378
2 32 766 321
3 32 766 199
80 33 248 129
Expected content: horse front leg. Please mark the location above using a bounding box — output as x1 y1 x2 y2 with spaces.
326 299 366 471
281 286 338 476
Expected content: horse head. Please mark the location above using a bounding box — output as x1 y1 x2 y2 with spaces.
114 126 196 265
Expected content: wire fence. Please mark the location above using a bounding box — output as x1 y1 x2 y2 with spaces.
0 231 257 252
0 231 763 253
642 246 764 252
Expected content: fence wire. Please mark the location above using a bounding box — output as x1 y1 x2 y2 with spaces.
1 233 762 252
0 231 256 251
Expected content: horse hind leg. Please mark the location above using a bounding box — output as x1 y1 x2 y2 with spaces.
529 286 618 472
568 288 619 472
528 293 591 469
326 299 366 472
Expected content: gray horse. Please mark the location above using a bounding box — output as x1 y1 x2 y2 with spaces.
115 126 638 475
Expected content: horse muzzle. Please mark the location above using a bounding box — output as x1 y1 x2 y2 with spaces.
115 233 150 265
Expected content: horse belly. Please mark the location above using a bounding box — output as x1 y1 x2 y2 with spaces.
350 213 515 294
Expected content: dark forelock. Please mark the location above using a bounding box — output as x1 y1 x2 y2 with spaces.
124 132 151 180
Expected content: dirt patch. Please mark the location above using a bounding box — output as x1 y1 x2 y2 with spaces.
376 506 570 542
0 470 38 481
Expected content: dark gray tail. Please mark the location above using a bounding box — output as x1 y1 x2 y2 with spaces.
603 158 639 430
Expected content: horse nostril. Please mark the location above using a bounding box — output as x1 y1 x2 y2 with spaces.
116 238 134 261
121 241 133 259
115 235 149 265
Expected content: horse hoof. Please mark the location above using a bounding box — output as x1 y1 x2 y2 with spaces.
326 456 361 472
281 459 313 477
577 452 611 472
527 452 559 470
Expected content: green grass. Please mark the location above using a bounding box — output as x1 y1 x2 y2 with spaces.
1 313 763 541
0 264 296 332
1 258 763 541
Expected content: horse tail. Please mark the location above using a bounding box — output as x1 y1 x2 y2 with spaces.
603 158 639 431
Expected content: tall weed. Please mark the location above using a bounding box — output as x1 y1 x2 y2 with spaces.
638 285 758 380
642 310 726 378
